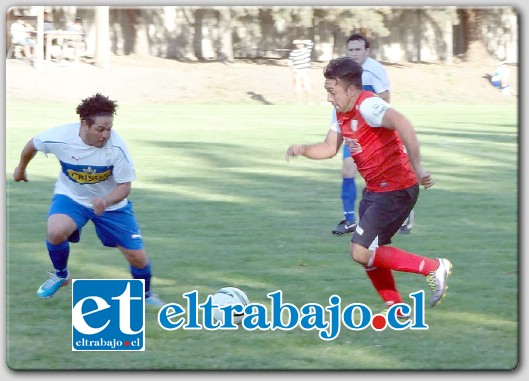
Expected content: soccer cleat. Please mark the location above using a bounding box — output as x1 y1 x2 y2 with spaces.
36 271 71 298
399 210 415 234
426 258 452 307
145 292 166 308
332 219 357 235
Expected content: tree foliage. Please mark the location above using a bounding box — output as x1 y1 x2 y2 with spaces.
21 6 516 63
313 7 391 37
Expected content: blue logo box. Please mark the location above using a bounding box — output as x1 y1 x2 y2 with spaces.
72 279 145 351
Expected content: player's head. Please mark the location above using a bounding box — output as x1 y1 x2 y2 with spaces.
346 33 370 65
76 93 117 125
323 57 363 113
324 57 363 89
76 93 117 148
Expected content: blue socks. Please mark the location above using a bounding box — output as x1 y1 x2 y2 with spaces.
46 240 69 278
341 177 357 223
130 262 152 295
46 240 154 296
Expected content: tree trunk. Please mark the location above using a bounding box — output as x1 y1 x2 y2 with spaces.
95 6 110 68
193 9 203 59
460 8 489 62
216 8 233 62
174 7 197 61
442 15 453 64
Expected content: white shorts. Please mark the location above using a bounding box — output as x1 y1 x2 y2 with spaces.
293 69 311 92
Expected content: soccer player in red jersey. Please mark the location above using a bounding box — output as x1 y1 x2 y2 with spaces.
286 57 452 310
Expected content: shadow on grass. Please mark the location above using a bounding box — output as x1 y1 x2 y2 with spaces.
5 124 518 370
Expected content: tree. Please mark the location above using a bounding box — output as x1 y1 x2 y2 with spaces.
312 7 391 60
421 7 459 63
458 8 489 61
216 8 233 62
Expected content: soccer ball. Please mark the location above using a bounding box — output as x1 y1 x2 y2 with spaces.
211 287 249 325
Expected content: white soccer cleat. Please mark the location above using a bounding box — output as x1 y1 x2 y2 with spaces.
426 258 452 307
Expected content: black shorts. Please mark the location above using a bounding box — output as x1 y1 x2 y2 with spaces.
351 184 419 249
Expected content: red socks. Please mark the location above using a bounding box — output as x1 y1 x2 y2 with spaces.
365 246 439 306
365 266 403 306
371 246 439 276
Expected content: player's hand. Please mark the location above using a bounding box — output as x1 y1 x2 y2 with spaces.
91 197 108 215
13 166 28 182
417 168 434 189
344 138 363 155
285 144 305 162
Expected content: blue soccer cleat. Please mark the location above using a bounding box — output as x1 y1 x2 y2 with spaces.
36 271 70 298
145 292 165 308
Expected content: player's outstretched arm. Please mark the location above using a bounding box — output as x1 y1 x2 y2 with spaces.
286 129 342 162
13 138 38 182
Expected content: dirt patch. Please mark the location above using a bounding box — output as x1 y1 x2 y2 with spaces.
5 54 518 106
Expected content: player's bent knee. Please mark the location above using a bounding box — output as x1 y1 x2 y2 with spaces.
342 168 357 178
350 251 367 265
342 159 357 178
46 229 71 245
349 244 370 265
47 226 73 244
121 248 149 268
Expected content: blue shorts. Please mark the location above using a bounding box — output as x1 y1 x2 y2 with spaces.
48 194 144 250
343 144 351 159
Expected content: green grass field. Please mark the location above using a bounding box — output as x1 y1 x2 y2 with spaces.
5 101 518 370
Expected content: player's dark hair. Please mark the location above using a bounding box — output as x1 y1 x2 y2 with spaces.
346 33 370 49
323 57 363 89
76 93 117 126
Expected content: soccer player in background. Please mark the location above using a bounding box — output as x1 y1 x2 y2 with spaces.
286 57 452 312
332 33 414 235
12 93 165 307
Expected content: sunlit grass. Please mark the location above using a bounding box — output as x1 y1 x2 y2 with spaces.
5 101 518 370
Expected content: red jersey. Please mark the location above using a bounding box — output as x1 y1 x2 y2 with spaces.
334 91 418 192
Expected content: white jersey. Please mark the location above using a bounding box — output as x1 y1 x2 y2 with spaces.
32 122 136 209
362 57 390 95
